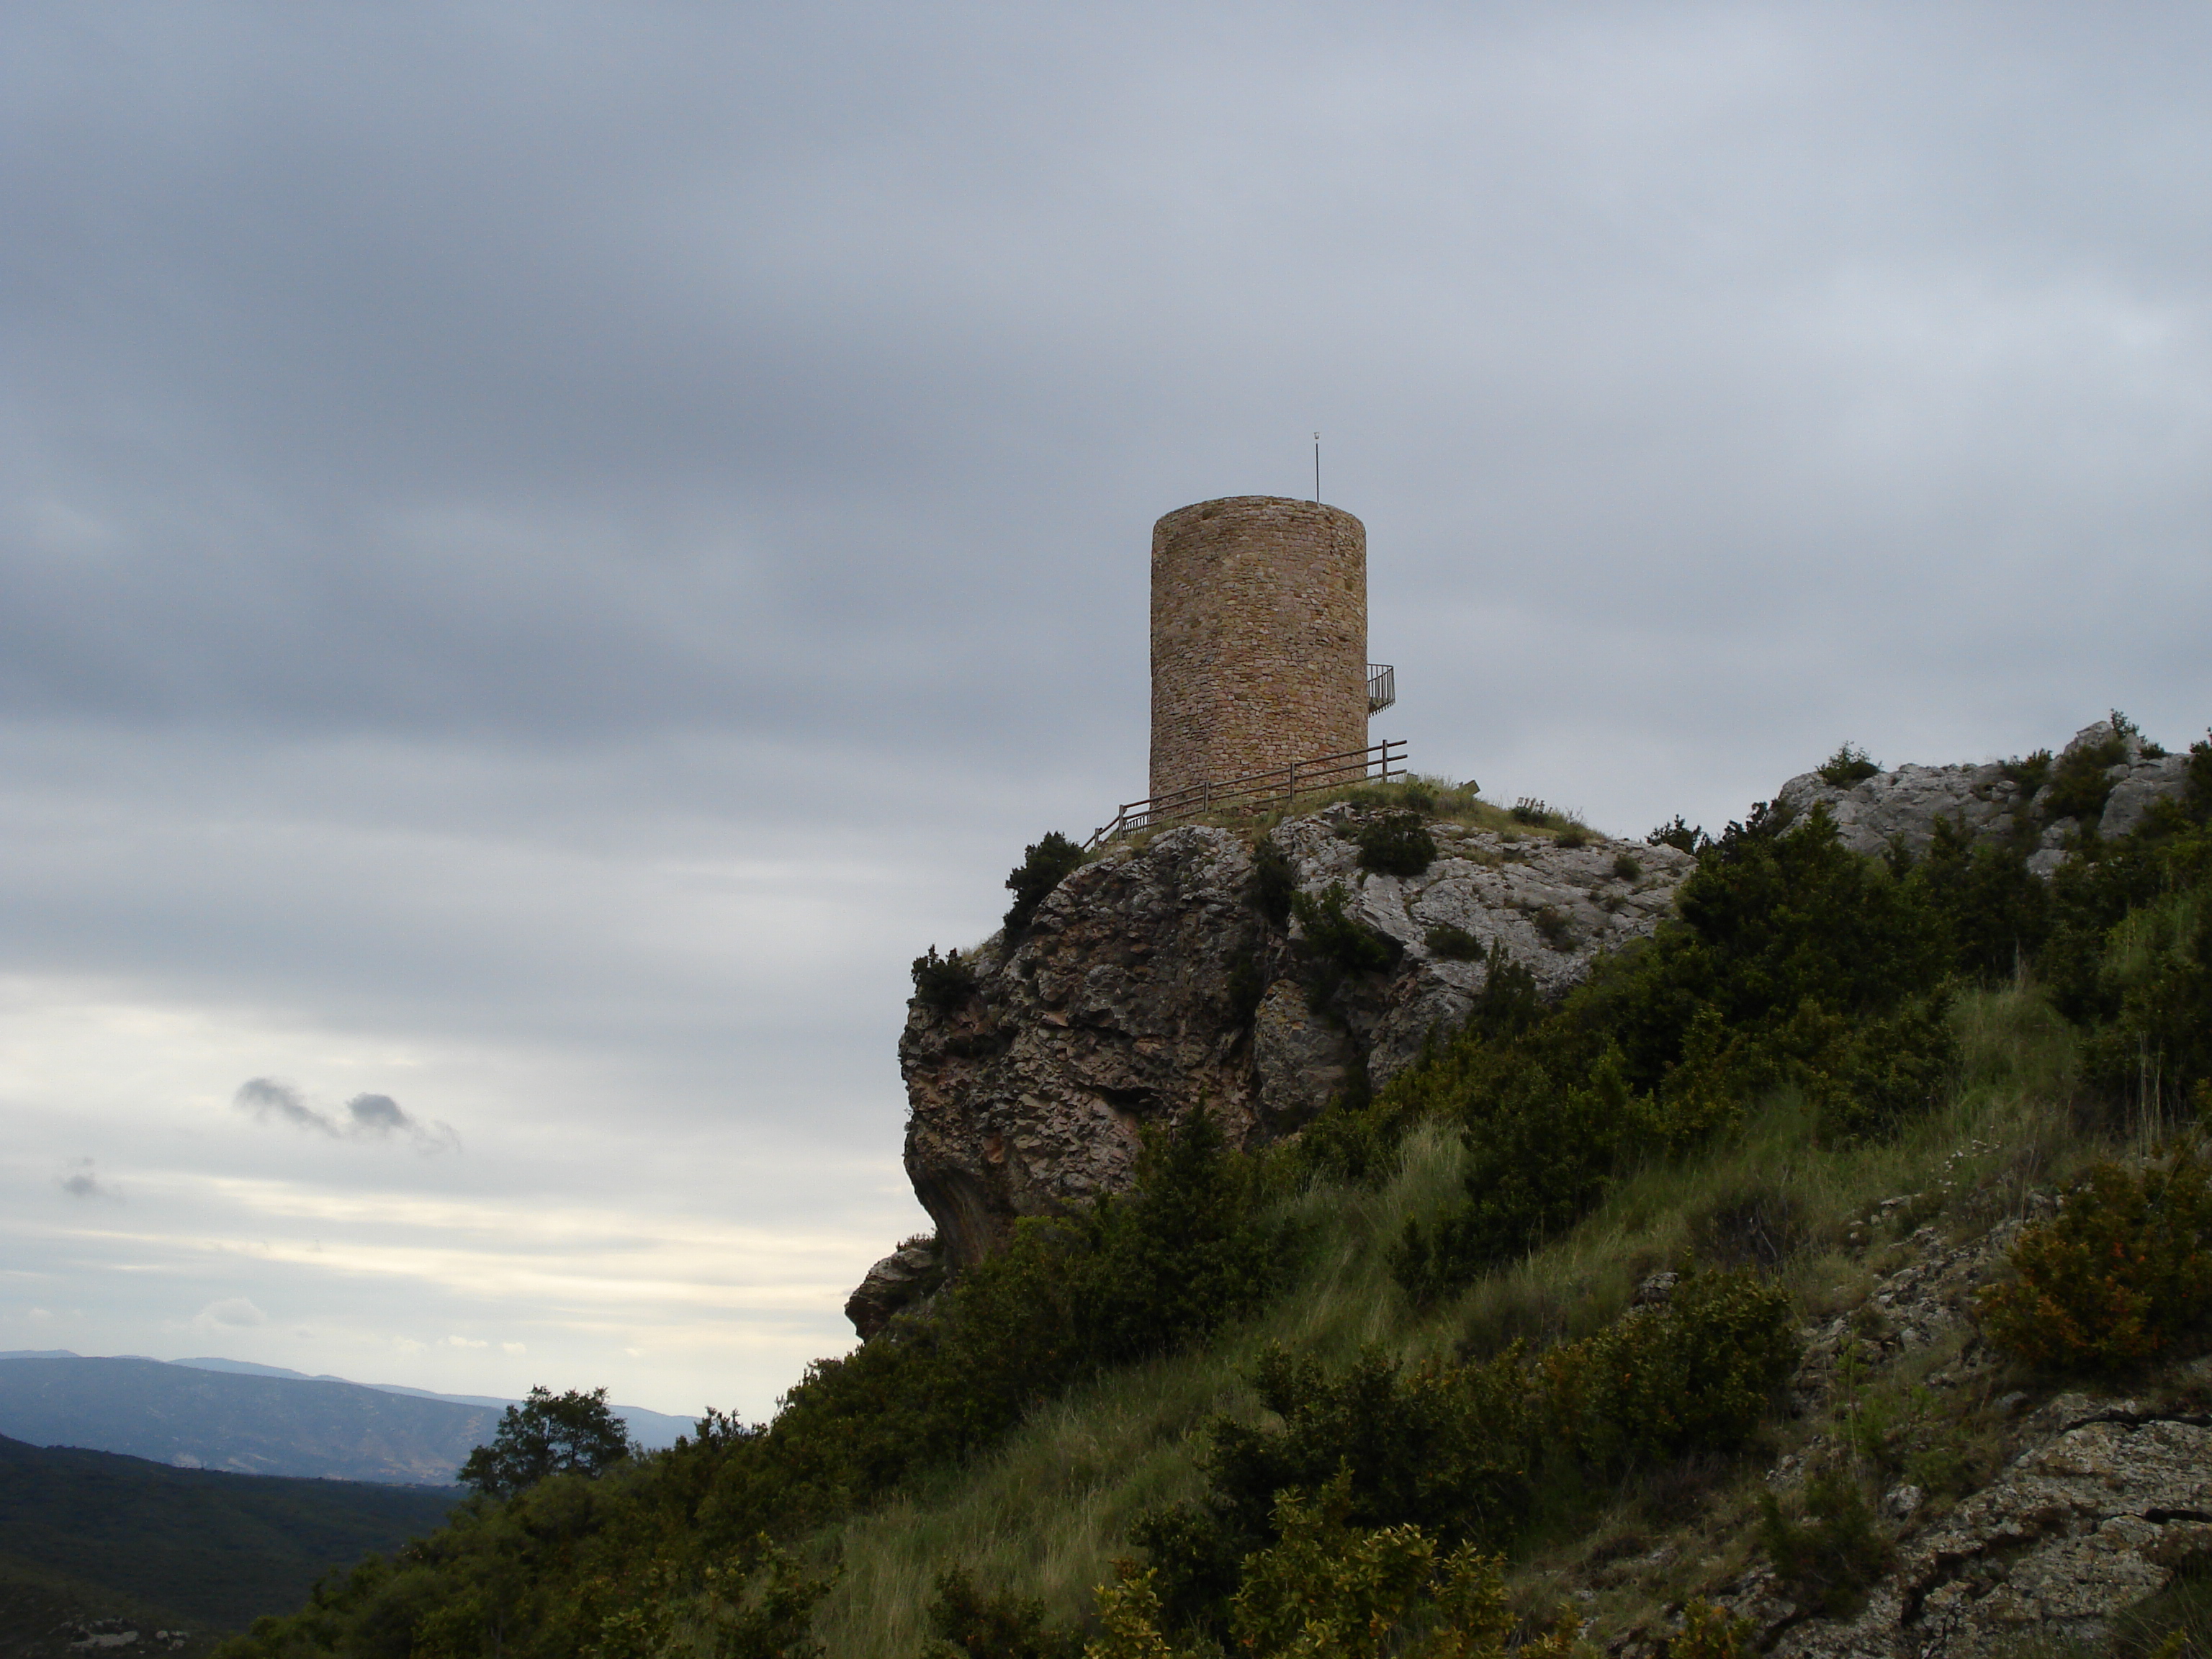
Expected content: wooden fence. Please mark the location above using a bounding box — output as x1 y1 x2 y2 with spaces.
1085 738 1407 850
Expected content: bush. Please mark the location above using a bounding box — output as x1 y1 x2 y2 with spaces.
1669 1600 1755 1659
1104 1488 1572 1659
1554 822 1591 850
2044 717 2134 823
1758 1470 1894 1618
1910 819 2049 983
1979 1141 2212 1372
1810 994 1960 1144
1293 883 1405 986
1540 1269 1799 1470
1352 810 1438 877
1003 832 1085 935
1389 1046 1635 1302
922 1566 1079 1659
1648 816 1705 854
1252 837 1299 927
1613 852 1642 882
1816 742 1882 788
912 945 980 1013
1511 797 1551 825
1425 922 1485 961
1532 904 1577 951
457 1386 637 1499
1131 1348 1532 1640
2082 884 2212 1118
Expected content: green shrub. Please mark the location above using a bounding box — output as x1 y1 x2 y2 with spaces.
1104 1487 1571 1659
921 1566 1080 1659
1532 904 1577 951
2082 884 2212 1118
1817 743 1882 788
2044 718 2134 823
1425 922 1485 961
1003 833 1085 935
1511 797 1551 825
1647 816 1705 854
1539 1270 1798 1470
1252 837 1299 927
1810 993 1960 1144
2001 748 2054 801
1555 822 1591 850
1910 819 2049 982
1758 1470 1894 1618
1669 1600 1755 1659
1131 1348 1532 1640
1352 811 1438 877
1293 884 1405 987
1979 1141 2212 1372
912 946 979 1014
1613 852 1642 882
1388 1046 1636 1302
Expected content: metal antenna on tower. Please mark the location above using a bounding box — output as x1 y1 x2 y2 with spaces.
1313 432 1321 503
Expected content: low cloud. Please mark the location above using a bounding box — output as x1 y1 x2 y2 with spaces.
59 1158 118 1200
196 1296 269 1329
234 1078 460 1154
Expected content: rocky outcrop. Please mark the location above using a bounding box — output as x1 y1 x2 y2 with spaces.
1689 1199 2212 1659
1750 1391 2212 1659
843 1236 945 1341
891 805 1695 1277
1774 719 2194 873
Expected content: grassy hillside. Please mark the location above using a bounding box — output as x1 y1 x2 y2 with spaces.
0 1437 459 1635
806 984 2085 1655
213 732 2212 1659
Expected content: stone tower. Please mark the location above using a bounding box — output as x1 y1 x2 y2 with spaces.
1149 495 1368 803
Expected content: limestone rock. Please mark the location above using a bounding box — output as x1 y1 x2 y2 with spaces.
1252 979 1354 1128
894 811 1694 1271
1768 1408 2212 1659
843 1235 943 1339
1773 720 2193 863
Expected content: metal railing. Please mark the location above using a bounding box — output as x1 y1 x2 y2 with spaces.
1086 738 1407 850
1367 663 1395 714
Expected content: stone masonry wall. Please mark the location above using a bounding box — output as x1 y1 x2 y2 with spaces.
1149 497 1367 803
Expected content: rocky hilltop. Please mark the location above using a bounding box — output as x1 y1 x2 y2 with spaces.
1776 717 2192 873
851 804 1694 1331
851 720 2203 1336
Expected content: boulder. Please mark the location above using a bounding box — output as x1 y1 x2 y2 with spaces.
843 1235 944 1339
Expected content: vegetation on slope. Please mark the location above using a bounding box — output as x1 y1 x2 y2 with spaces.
0 1436 458 1634
220 729 2212 1659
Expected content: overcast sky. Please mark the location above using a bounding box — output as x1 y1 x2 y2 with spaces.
4 2 2208 1420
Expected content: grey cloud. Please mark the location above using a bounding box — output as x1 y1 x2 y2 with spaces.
59 1159 116 1200
236 1077 338 1136
235 1079 459 1154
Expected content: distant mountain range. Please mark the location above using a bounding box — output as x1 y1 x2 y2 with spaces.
0 1353 697 1485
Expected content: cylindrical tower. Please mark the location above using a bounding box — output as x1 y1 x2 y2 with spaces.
1149 495 1367 804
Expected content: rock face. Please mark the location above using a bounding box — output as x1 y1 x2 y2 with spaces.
1774 719 2193 873
893 806 1696 1276
1754 1390 2212 1659
842 1236 945 1341
1691 1202 2212 1659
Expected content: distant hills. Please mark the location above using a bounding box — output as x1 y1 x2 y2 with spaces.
0 1431 459 1647
0 1354 697 1486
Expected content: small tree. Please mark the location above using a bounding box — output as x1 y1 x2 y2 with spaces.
1004 832 1086 935
458 1385 637 1498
